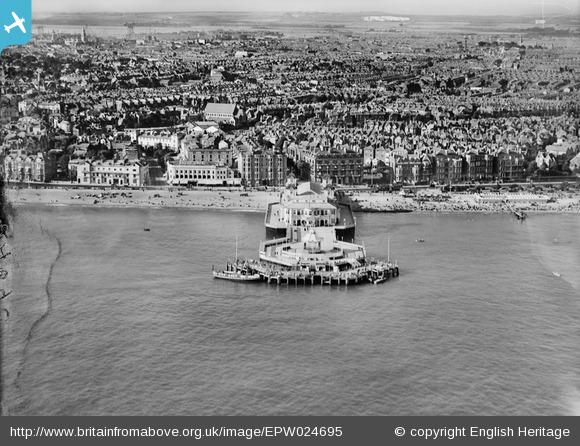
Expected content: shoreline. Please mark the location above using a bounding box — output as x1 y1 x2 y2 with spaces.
11 201 267 213
7 187 273 212
7 187 580 215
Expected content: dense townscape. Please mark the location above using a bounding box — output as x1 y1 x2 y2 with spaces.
1 16 579 197
2 9 580 423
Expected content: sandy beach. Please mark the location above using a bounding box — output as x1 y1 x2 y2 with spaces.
351 190 580 214
6 187 278 212
6 186 580 214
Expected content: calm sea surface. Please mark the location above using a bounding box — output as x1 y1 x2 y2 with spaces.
3 205 580 415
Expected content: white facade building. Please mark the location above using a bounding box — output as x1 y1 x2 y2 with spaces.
74 160 150 186
137 133 182 151
166 161 240 186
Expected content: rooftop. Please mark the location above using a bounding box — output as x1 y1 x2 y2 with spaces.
204 103 236 115
297 181 324 196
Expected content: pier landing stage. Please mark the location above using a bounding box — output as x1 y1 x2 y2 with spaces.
253 262 400 286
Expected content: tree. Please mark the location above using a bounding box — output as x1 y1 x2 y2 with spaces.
499 79 509 92
101 149 116 161
296 161 310 181
58 154 70 179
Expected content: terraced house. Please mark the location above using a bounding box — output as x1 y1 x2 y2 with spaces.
3 152 56 183
303 150 364 186
237 149 287 187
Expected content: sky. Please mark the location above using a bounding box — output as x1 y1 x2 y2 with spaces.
35 0 580 15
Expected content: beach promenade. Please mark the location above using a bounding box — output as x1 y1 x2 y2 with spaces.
7 187 580 214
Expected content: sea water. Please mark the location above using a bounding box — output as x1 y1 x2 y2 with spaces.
3 205 579 415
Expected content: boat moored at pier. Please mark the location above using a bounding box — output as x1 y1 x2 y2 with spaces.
212 262 262 282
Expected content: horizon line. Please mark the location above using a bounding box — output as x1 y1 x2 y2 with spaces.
33 9 579 17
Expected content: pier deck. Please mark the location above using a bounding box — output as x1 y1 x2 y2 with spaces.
226 259 399 286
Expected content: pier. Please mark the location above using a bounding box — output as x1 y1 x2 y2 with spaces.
214 181 400 286
227 259 399 286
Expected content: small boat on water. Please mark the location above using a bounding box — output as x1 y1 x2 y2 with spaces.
213 268 261 281
212 236 262 282
144 228 151 232
371 235 397 284
416 238 425 243
552 272 561 278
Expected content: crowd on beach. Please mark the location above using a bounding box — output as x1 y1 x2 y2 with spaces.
7 187 277 211
8 184 580 215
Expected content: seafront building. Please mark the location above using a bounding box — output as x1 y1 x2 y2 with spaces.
164 131 240 185
237 149 287 187
496 151 526 182
73 159 150 187
464 151 495 181
166 161 241 186
302 150 364 186
393 153 432 184
265 182 356 242
180 135 233 166
3 152 56 183
433 152 464 184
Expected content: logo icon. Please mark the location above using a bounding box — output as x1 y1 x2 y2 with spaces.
1 0 32 52
5 11 27 34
